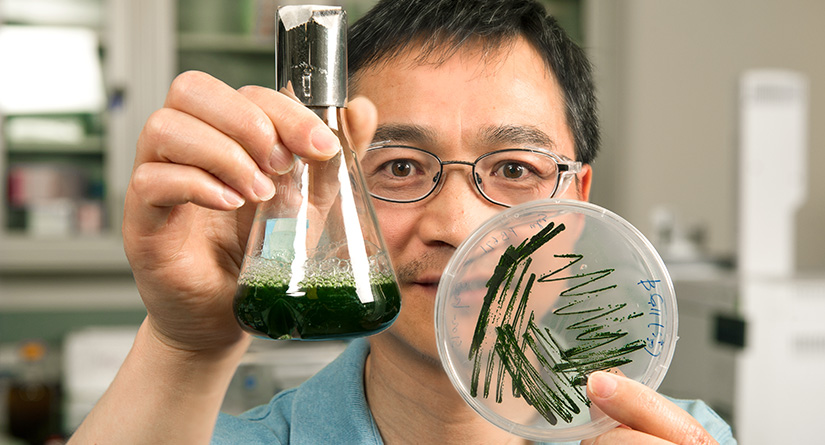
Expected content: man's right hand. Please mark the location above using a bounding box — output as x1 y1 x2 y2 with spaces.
123 70 375 355
70 71 376 444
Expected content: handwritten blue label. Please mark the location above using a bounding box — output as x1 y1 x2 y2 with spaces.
637 279 666 357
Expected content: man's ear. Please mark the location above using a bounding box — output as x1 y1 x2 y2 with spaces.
578 164 593 202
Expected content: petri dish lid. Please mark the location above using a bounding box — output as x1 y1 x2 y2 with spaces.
435 199 678 442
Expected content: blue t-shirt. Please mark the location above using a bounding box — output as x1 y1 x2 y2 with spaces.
213 339 736 444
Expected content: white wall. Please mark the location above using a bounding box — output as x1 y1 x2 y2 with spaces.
585 0 825 271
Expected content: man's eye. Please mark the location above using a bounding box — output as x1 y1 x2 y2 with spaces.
390 160 413 177
494 161 535 180
501 162 526 179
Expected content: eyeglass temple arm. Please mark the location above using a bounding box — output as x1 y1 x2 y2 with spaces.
559 161 583 174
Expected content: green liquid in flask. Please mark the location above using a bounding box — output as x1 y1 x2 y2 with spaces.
233 259 401 340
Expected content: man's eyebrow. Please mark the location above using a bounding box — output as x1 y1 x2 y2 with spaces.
479 124 556 149
372 124 438 146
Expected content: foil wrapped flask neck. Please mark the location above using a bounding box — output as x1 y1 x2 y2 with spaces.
276 5 347 107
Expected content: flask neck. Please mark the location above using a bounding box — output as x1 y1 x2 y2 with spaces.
309 106 344 133
276 6 347 107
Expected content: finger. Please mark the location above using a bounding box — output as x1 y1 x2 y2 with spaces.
126 162 246 233
164 71 289 175
138 107 275 203
346 95 378 151
238 84 343 165
587 371 717 445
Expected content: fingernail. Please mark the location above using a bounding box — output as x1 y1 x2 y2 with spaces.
223 187 245 208
588 371 618 398
310 126 341 156
269 143 296 174
253 171 276 201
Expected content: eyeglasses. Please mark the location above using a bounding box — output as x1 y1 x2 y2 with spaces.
360 144 582 207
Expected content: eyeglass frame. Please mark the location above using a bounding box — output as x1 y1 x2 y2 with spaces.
361 143 583 207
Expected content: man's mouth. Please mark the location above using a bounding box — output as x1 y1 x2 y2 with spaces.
410 276 442 290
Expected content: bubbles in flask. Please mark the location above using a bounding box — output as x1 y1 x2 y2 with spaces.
235 252 401 340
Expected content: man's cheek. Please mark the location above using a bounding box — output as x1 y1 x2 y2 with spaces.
374 204 411 247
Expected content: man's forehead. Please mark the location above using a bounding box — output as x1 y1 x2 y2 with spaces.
372 123 556 149
353 37 574 160
351 36 553 92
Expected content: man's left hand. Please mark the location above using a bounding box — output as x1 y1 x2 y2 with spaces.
584 371 718 444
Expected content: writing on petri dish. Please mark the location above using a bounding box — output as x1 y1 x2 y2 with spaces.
637 279 668 357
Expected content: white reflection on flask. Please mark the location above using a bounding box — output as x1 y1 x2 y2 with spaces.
338 152 373 303
287 165 309 296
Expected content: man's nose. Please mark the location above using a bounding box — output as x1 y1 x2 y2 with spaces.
421 169 498 248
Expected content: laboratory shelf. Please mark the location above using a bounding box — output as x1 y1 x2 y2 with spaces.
4 135 105 155
178 32 274 54
0 234 129 273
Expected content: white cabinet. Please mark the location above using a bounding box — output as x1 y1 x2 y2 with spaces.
0 0 174 273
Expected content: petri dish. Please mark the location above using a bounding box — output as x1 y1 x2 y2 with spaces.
435 199 678 442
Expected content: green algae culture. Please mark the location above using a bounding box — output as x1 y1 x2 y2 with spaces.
234 256 401 340
434 200 677 442
469 222 646 425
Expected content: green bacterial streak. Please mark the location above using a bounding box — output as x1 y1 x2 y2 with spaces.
495 324 577 425
468 220 649 426
470 223 565 359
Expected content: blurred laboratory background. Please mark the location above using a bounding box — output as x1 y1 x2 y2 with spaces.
0 0 822 443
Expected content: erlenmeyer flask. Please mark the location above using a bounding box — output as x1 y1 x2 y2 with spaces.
233 5 401 340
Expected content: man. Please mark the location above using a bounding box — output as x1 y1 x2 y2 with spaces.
70 0 734 443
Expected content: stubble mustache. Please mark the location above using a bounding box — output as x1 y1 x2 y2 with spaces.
393 247 455 284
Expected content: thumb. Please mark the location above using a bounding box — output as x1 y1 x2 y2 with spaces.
346 95 378 151
586 371 717 444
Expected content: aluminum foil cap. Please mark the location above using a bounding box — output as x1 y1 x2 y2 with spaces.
276 5 347 107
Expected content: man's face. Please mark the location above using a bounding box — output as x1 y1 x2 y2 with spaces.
354 37 592 361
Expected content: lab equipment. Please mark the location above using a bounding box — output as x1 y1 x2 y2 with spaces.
435 199 677 442
233 5 401 340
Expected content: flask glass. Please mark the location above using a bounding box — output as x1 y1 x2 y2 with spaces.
233 5 401 340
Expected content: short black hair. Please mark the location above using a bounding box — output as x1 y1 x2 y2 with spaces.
348 0 600 165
